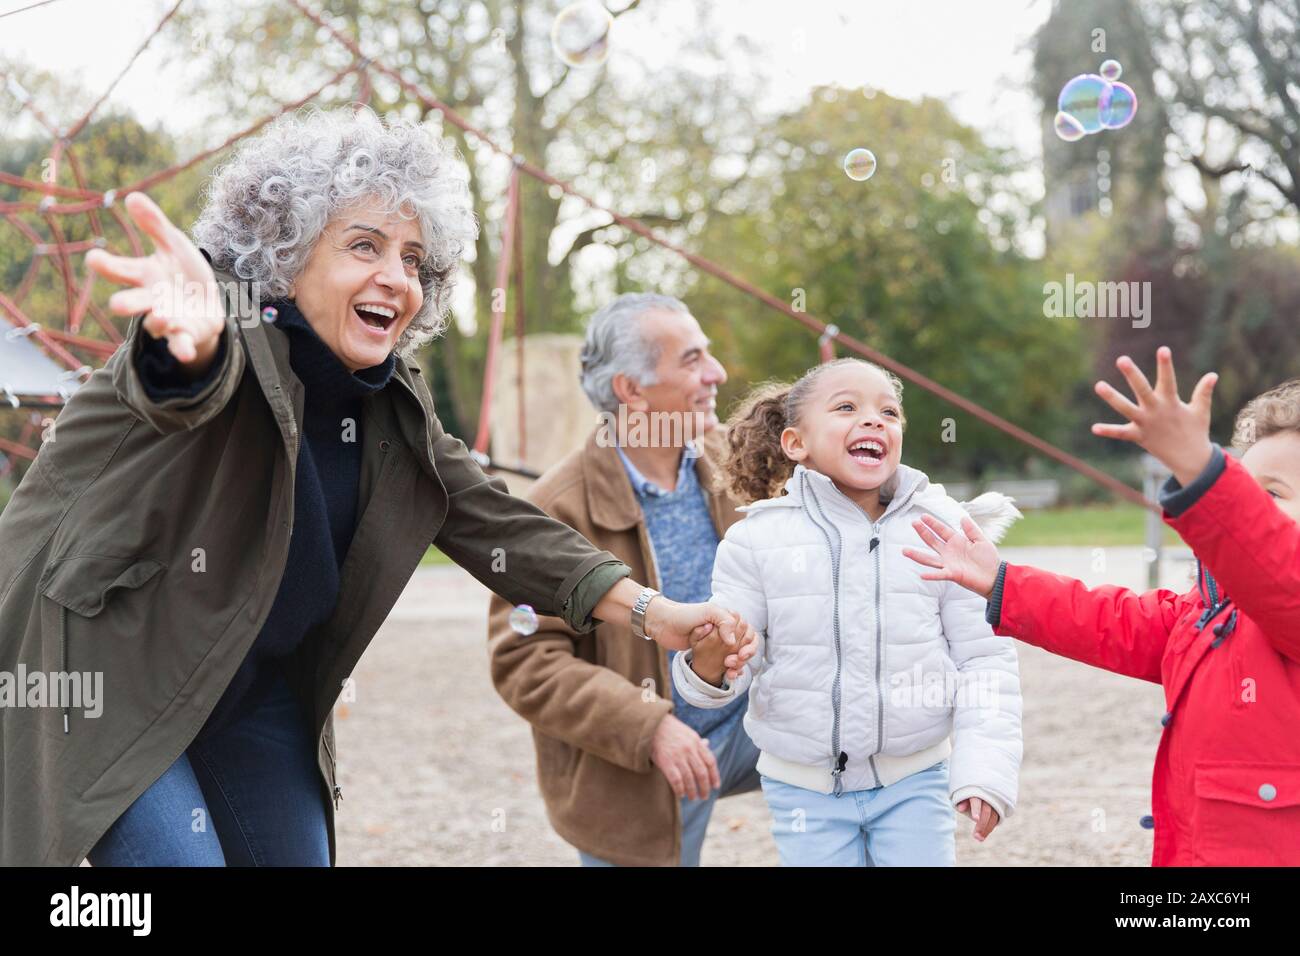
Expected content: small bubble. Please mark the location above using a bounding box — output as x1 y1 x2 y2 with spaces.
1053 110 1087 143
1099 59 1123 82
261 307 278 323
509 604 538 636
550 2 612 68
843 147 877 182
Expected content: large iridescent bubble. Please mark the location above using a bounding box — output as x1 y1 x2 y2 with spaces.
1054 62 1139 142
551 2 613 68
1101 82 1138 129
1058 74 1111 134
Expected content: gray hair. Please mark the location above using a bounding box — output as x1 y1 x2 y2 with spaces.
579 292 689 413
191 105 478 357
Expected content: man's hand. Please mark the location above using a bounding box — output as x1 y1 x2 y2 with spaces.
903 514 1002 599
85 191 226 376
1092 347 1218 487
649 714 719 801
956 796 1001 843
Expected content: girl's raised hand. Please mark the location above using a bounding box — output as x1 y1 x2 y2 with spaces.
902 514 1001 599
1092 347 1217 487
85 191 226 375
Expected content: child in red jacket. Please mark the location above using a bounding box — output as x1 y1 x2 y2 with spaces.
903 347 1300 865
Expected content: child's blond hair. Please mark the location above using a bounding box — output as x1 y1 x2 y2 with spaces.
1232 379 1300 451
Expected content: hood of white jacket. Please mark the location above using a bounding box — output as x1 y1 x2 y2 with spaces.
738 462 1022 544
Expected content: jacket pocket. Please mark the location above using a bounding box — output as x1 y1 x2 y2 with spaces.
38 554 165 736
1192 762 1300 865
40 554 165 618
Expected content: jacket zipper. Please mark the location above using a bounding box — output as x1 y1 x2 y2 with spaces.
800 473 849 796
60 605 70 734
866 521 885 785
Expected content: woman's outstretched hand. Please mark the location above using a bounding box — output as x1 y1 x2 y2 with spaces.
1092 347 1217 487
902 514 1002 599
85 191 226 376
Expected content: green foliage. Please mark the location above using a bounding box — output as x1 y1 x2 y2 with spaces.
684 88 1088 477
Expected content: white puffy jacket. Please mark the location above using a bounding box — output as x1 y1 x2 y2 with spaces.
674 462 1023 818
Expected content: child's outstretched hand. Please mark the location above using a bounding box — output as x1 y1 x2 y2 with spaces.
688 619 759 687
957 796 1000 843
1093 346 1218 487
903 514 1002 599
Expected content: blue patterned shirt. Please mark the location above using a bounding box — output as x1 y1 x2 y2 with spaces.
615 443 748 741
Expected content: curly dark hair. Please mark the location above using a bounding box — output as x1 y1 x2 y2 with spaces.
717 358 905 504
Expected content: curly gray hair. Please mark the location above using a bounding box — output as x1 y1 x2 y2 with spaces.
191 105 478 356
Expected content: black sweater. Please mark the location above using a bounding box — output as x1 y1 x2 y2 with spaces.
136 299 396 742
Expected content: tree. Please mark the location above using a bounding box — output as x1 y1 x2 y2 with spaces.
1155 0 1300 224
161 0 772 437
681 87 1087 478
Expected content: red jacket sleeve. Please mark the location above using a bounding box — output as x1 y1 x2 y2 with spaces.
994 564 1185 684
1163 452 1300 664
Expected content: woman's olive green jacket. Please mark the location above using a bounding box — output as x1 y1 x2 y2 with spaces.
0 262 629 865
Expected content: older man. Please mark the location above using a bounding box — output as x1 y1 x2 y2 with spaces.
487 292 759 867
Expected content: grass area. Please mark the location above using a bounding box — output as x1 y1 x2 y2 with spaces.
999 504 1181 548
419 545 455 567
414 506 1180 566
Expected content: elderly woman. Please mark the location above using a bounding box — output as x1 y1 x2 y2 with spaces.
0 106 754 866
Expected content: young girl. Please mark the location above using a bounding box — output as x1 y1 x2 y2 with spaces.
905 349 1300 866
673 357 1023 866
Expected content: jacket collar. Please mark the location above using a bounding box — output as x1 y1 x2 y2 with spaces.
744 461 932 526
582 425 728 531
205 254 431 463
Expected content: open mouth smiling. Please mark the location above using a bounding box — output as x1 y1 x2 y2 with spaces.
354 302 399 334
848 437 887 465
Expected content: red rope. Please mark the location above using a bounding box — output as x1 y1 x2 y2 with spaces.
62 0 186 142
512 175 527 462
473 167 520 455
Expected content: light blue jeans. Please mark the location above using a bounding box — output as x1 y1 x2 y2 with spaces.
578 721 761 867
760 759 955 866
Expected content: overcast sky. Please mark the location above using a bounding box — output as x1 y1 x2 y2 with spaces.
1 0 1051 163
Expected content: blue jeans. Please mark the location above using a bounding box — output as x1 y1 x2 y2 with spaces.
760 760 955 866
86 665 330 867
578 721 761 867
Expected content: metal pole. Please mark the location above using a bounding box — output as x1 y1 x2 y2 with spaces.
1141 454 1167 588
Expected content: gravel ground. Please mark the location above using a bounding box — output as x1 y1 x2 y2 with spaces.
335 547 1189 866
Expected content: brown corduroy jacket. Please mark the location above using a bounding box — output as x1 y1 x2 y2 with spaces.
487 426 746 866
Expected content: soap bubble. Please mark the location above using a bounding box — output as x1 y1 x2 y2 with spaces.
509 604 539 636
261 307 278 323
551 2 613 68
843 148 877 181
1053 110 1087 142
1101 82 1138 129
1099 59 1123 81
1057 74 1110 134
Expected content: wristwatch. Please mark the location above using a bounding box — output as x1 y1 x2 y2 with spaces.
630 586 660 641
